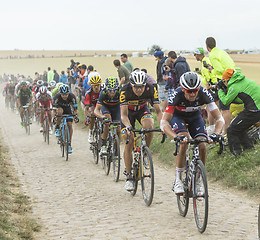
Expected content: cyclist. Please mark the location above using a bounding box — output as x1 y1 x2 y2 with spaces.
53 84 78 153
51 82 64 97
94 77 121 155
160 72 224 194
48 80 56 92
218 69 260 155
120 70 162 191
17 81 33 127
7 81 16 109
84 75 102 143
36 86 53 134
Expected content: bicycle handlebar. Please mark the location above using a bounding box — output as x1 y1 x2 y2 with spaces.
126 128 161 144
173 137 225 156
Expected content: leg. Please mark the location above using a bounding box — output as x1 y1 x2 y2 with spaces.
141 118 154 147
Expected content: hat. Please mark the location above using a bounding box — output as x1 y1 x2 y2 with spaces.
153 51 164 57
194 48 204 55
222 69 235 80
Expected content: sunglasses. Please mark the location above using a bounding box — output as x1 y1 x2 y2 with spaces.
61 93 69 96
107 88 117 92
92 84 100 88
132 84 145 89
184 88 199 94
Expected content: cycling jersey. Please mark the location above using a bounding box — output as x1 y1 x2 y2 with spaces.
84 88 100 107
97 89 120 107
166 86 214 116
18 88 32 106
53 92 77 111
97 89 121 121
36 90 53 109
7 84 15 95
120 83 159 111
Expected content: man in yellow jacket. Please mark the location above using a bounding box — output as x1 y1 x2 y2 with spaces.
194 47 218 134
206 37 236 133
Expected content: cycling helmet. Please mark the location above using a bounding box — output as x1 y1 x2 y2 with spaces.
90 75 102 85
105 77 119 90
180 72 201 90
129 70 147 86
48 80 56 88
21 81 27 86
26 81 30 86
59 84 70 94
56 82 64 89
37 80 44 86
39 86 47 94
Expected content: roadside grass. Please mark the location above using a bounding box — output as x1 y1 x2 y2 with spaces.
0 141 40 240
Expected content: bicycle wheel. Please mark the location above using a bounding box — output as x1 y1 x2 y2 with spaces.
46 119 49 145
43 119 47 142
64 125 69 161
103 155 111 175
112 135 120 182
23 114 27 134
60 127 64 157
92 129 99 164
140 146 154 206
176 165 190 216
193 160 208 233
131 154 139 196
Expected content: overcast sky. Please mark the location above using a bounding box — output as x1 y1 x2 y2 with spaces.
0 0 259 51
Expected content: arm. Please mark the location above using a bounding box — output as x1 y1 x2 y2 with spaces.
153 103 162 124
207 103 224 134
218 86 239 106
120 104 131 128
119 77 125 87
94 104 105 119
160 112 176 138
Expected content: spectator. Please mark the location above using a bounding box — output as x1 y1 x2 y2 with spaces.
163 58 178 92
42 71 48 83
70 59 76 69
53 70 60 83
47 67 54 83
167 51 190 87
121 53 133 73
113 59 130 87
218 69 260 155
154 50 168 111
193 47 218 134
59 71 68 84
206 36 236 133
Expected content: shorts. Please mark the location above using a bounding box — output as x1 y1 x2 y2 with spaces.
101 104 121 122
170 110 207 139
219 99 230 110
21 100 30 106
57 106 73 122
158 85 168 101
121 105 153 135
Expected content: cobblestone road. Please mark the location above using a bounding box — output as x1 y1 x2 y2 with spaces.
0 97 258 239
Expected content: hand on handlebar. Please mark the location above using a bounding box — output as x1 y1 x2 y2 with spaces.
102 116 111 124
174 135 188 143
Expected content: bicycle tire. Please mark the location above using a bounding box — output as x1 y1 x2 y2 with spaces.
46 119 49 145
176 170 190 217
140 146 154 206
92 128 99 164
193 160 208 233
131 153 139 196
64 125 69 161
112 135 120 182
23 111 28 134
60 127 64 157
103 155 111 175
43 118 47 142
26 110 30 136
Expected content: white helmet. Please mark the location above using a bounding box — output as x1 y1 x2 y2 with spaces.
180 72 201 90
48 80 56 88
129 70 147 86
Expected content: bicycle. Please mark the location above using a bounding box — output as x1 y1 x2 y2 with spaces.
42 108 52 144
22 105 31 135
173 137 224 233
88 116 103 165
126 128 161 206
10 95 15 112
101 120 121 182
56 114 78 161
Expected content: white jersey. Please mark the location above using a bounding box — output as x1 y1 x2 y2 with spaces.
36 90 53 102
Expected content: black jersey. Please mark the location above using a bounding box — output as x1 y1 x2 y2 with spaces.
97 89 120 107
120 83 159 111
53 92 77 110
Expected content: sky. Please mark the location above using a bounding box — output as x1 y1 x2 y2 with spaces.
0 0 259 51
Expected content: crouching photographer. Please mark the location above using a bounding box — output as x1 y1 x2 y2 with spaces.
218 69 260 156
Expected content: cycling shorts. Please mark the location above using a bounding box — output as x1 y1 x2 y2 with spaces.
101 104 121 122
121 105 153 135
170 110 207 139
57 106 73 122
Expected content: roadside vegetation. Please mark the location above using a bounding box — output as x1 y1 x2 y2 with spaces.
0 140 40 240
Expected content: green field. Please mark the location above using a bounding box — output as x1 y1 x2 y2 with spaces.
0 51 260 84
